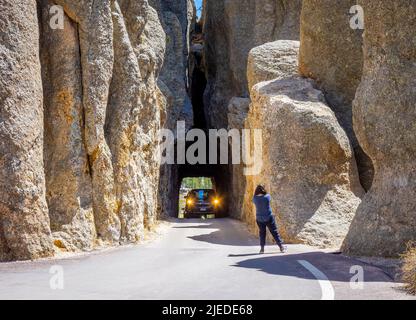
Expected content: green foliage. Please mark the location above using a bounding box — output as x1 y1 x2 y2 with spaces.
181 177 213 190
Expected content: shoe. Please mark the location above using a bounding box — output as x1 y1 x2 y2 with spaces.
279 245 287 253
259 247 265 254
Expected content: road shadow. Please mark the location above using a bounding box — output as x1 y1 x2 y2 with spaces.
173 225 215 229
172 219 257 246
229 252 279 257
232 251 396 283
187 229 254 246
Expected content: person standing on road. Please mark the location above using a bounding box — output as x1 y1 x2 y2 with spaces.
252 185 287 254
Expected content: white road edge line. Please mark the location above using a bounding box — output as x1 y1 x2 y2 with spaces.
297 260 335 300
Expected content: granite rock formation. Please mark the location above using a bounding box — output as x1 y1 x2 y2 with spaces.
342 1 416 257
0 0 54 261
245 76 363 247
247 40 300 91
150 0 196 219
299 0 374 191
0 0 167 260
203 0 302 129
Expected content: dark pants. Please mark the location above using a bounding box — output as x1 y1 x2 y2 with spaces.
256 216 284 248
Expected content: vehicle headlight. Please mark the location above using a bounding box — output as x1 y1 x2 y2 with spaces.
213 198 220 205
187 199 193 205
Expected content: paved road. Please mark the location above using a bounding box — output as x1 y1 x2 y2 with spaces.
0 218 413 300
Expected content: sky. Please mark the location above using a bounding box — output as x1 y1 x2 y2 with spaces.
194 0 203 18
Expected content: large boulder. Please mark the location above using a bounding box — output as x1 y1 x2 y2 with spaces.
299 0 374 191
228 40 299 223
342 1 416 257
245 77 364 247
247 40 299 91
0 0 54 261
203 0 302 129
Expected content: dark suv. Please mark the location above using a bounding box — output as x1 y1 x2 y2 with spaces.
184 189 221 218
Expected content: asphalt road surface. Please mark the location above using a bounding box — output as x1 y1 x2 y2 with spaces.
0 218 413 300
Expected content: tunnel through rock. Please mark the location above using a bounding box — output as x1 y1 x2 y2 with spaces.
174 14 230 218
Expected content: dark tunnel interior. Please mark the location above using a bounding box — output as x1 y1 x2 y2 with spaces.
175 32 230 218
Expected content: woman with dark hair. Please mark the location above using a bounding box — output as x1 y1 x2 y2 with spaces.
252 185 286 254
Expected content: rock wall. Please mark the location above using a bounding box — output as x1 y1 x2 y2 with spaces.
342 1 416 257
151 0 195 131
237 1 416 255
299 0 374 191
0 0 54 261
203 0 302 129
0 0 167 261
150 0 196 218
227 97 250 219
40 0 96 250
204 0 302 224
1 0 415 262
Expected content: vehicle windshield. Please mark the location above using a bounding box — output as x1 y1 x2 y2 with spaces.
188 189 215 201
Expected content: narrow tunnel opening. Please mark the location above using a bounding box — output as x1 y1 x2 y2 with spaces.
177 157 230 218
174 11 230 219
191 67 207 129
189 13 206 131
178 177 216 219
